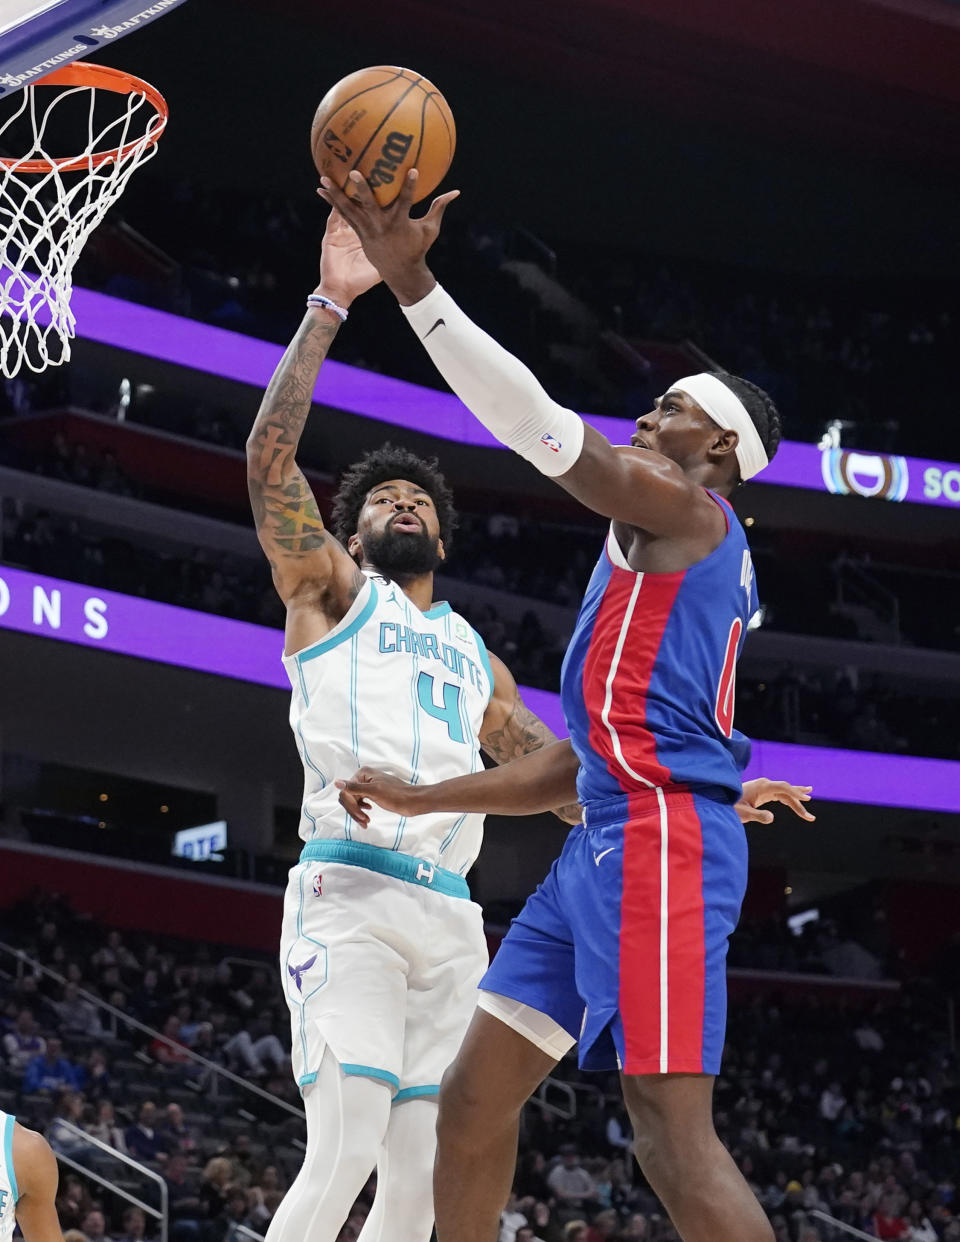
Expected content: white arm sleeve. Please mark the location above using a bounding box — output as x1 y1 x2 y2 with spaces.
400 283 585 477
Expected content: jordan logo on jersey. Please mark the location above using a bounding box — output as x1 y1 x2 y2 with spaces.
288 955 318 993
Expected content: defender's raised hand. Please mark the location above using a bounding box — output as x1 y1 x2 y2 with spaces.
318 168 459 303
317 208 382 306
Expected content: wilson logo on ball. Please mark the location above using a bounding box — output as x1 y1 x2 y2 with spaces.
367 130 414 187
323 130 352 163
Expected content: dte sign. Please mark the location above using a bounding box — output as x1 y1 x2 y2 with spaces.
0 576 108 638
172 821 228 862
923 467 960 504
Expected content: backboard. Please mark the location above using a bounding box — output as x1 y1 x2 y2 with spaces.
0 0 189 96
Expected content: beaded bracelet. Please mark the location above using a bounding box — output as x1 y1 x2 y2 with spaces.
306 294 348 322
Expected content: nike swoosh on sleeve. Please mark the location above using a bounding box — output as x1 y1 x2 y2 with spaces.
423 318 445 338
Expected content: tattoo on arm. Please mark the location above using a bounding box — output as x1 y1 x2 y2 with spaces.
246 314 339 559
482 695 583 825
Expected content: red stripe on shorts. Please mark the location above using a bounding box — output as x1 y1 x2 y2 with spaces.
665 792 706 1072
619 790 706 1074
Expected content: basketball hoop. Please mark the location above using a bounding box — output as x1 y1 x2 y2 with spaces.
0 61 168 377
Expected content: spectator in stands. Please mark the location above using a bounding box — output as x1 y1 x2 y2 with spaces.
46 1088 89 1156
53 981 104 1038
222 1133 255 1189
54 1171 94 1230
91 930 140 974
81 1208 114 1242
165 1152 205 1241
220 1188 254 1241
150 1015 194 1068
604 1105 633 1153
84 1046 115 1100
124 1100 167 1164
200 1157 236 1224
22 1034 85 1093
131 968 167 1026
906 1201 937 1241
871 1194 911 1239
562 1223 588 1242
548 1148 600 1218
86 1099 127 1154
501 1193 529 1242
819 1081 847 1123
3 1006 45 1073
247 1165 285 1229
222 1011 288 1078
159 1102 197 1157
116 1207 148 1242
585 1209 618 1242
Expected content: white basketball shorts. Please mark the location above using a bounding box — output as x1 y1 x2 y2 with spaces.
279 839 487 1101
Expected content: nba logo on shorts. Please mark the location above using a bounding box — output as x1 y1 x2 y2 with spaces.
312 871 323 897
540 432 562 453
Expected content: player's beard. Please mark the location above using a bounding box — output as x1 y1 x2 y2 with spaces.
364 525 442 578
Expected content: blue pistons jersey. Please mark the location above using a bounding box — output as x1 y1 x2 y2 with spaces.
561 493 758 807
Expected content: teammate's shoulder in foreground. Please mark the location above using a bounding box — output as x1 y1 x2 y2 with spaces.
10 1122 63 1242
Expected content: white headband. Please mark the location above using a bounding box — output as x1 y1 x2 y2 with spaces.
669 373 769 481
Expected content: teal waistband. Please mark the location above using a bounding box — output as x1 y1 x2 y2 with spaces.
299 839 470 900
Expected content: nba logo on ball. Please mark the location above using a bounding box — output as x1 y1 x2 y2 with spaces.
323 130 352 163
312 871 323 897
541 432 562 453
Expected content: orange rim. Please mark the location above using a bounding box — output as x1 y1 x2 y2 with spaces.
0 61 168 174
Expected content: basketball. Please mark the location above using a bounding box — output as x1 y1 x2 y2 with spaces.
310 66 456 207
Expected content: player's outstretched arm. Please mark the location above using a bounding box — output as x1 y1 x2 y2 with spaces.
318 171 717 539
480 652 582 824
336 739 581 828
736 779 815 825
13 1124 64 1242
246 211 380 628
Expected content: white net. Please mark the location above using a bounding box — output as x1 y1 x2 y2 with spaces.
0 69 166 377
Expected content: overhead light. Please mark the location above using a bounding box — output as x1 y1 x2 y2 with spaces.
160 805 169 813
99 793 108 802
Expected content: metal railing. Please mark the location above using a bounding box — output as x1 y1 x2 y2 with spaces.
531 1076 576 1120
810 1209 877 1240
50 1119 168 1242
0 941 304 1120
232 1227 266 1242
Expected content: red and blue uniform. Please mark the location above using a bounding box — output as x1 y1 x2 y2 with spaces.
481 493 758 1075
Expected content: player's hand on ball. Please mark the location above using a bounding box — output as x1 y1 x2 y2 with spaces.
318 168 459 301
336 767 423 827
736 779 815 825
316 209 382 305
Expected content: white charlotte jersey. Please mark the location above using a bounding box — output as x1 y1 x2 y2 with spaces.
0 1112 17 1242
283 572 492 877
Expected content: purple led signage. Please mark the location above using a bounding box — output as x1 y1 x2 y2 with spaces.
60 284 960 511
4 562 959 813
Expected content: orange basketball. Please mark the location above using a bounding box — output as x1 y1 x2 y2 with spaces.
310 66 455 207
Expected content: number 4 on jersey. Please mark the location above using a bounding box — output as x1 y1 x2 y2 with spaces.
417 671 466 743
